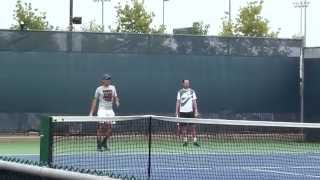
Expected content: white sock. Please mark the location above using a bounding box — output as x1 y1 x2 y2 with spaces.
193 137 197 142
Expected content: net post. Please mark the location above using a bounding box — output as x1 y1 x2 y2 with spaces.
40 116 53 166
147 116 152 180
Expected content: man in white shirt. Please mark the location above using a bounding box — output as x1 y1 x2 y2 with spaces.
175 80 200 147
89 74 120 151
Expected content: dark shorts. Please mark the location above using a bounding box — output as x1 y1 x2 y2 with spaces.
97 122 112 130
179 112 195 126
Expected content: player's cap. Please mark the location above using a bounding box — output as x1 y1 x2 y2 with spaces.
102 74 111 80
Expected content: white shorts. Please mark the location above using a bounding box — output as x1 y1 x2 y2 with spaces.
97 109 115 117
97 109 115 124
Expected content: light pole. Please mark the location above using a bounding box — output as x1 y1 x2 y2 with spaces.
293 0 310 46
228 0 231 24
224 0 232 26
162 0 169 26
69 0 82 31
303 0 310 47
293 0 310 123
102 0 104 27
94 0 111 31
69 0 73 31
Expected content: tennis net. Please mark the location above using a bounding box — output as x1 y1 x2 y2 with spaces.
40 115 320 180
0 156 119 180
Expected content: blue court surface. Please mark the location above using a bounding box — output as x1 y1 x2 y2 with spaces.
13 153 320 180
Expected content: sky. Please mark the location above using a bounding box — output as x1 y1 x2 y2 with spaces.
0 0 319 47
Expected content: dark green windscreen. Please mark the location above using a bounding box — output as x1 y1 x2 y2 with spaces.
0 51 299 115
305 58 320 122
0 30 302 132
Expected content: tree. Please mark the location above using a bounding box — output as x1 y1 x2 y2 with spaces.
151 24 166 34
191 21 210 35
112 0 155 33
81 20 104 32
11 0 53 30
219 16 234 37
219 1 279 37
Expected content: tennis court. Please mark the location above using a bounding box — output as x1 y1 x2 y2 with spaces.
0 136 40 163
2 116 320 180
11 142 320 180
27 115 320 179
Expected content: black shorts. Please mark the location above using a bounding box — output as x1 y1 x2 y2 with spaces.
97 122 112 130
179 112 195 118
179 112 195 126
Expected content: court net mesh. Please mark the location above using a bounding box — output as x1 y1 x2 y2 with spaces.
41 115 320 180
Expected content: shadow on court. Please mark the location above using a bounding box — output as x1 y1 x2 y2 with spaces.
11 153 320 180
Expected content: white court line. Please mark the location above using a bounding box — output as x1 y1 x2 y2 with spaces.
95 166 320 171
97 167 213 171
245 167 320 179
96 167 257 171
243 166 320 169
269 166 320 169
308 156 320 159
2 154 39 156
